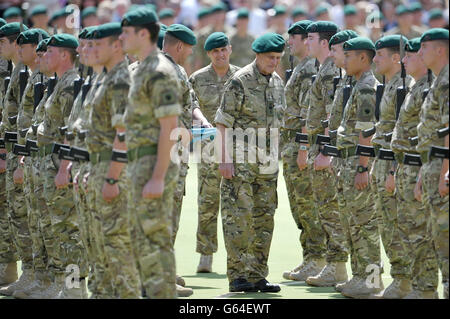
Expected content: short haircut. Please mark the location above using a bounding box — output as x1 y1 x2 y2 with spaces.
163 32 181 47
318 31 336 43
133 22 160 44
58 47 77 63
6 34 19 43
108 34 120 44
386 46 400 55
360 49 375 62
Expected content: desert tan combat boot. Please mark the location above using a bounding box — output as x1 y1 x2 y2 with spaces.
13 271 52 299
0 262 18 287
306 262 348 287
176 275 186 287
176 284 193 297
370 278 412 299
289 258 326 281
335 275 361 292
197 254 213 273
0 268 34 296
342 274 384 299
403 289 439 299
57 279 88 299
282 261 305 280
29 274 65 299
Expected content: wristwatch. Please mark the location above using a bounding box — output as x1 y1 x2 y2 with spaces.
357 165 368 173
299 145 308 151
105 178 119 185
389 170 395 176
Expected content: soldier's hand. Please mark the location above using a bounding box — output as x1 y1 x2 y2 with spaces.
102 182 120 202
201 120 213 128
314 153 331 171
355 172 369 190
219 163 234 179
13 167 24 185
414 178 422 202
0 159 6 174
296 150 308 171
438 171 449 198
385 173 395 193
73 172 80 192
55 170 70 189
142 178 165 199
83 172 90 192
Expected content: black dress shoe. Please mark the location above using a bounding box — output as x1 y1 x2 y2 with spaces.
229 278 258 292
254 279 281 293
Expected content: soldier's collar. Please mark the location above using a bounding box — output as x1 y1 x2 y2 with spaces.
251 61 272 84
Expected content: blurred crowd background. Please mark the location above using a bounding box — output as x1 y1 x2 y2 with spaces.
1 0 448 76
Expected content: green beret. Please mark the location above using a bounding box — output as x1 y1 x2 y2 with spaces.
315 6 329 17
78 26 96 39
91 22 122 39
84 26 98 40
36 38 49 52
166 23 196 45
210 2 227 14
159 8 175 19
0 18 6 28
47 33 79 49
306 21 339 34
406 37 421 52
121 8 158 27
367 10 385 23
291 7 306 18
420 28 449 42
429 8 444 20
344 5 357 16
0 22 28 38
409 2 422 12
395 5 411 16
375 34 408 50
3 7 21 19
17 28 50 45
252 32 285 53
329 30 359 49
30 5 47 17
343 36 376 53
204 32 229 51
288 20 313 35
198 7 212 19
271 5 287 17
81 6 97 20
157 24 167 50
237 8 249 19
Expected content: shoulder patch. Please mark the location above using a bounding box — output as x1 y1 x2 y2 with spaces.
161 89 177 105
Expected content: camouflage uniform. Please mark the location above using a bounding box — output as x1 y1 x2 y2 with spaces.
0 58 17 267
336 69 381 277
0 62 34 274
85 60 140 298
17 69 48 275
215 61 286 283
370 71 414 280
189 63 240 255
36 68 87 280
391 75 439 292
307 57 348 263
228 31 255 67
124 50 181 299
416 64 449 297
163 53 200 244
281 56 326 262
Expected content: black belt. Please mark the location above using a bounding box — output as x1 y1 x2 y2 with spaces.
70 147 90 162
295 132 308 144
403 153 422 166
428 146 449 160
321 145 341 157
4 132 18 143
377 148 395 161
356 145 376 157
12 144 30 157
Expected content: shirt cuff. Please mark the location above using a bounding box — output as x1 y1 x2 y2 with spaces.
154 103 182 119
214 109 235 128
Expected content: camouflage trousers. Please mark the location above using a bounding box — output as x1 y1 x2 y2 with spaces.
395 163 438 291
341 156 381 277
221 163 278 283
308 144 348 263
126 155 179 299
5 151 33 270
370 158 409 278
421 158 449 288
23 156 47 272
82 162 107 298
196 160 222 255
34 156 59 280
42 153 87 277
281 142 326 261
172 160 188 245
0 168 16 263
89 160 141 298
